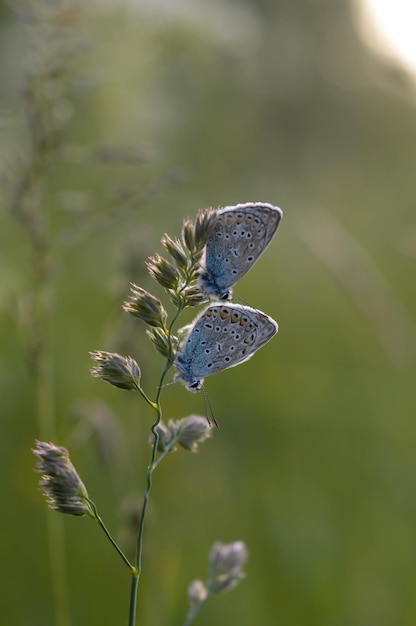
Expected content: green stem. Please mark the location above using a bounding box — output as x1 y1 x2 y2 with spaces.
183 595 210 626
87 499 136 572
151 435 179 470
128 303 185 626
134 384 158 411
128 575 139 626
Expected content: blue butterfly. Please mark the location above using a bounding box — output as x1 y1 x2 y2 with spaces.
174 303 278 392
199 202 282 300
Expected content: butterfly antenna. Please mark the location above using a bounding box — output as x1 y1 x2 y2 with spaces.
233 292 248 306
202 384 218 428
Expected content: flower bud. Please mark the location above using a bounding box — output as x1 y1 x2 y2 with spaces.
182 219 196 254
161 234 188 269
169 415 212 452
146 327 177 359
90 351 141 390
182 285 209 307
188 579 208 609
208 541 248 593
146 254 179 290
194 207 217 248
33 440 93 517
123 284 167 328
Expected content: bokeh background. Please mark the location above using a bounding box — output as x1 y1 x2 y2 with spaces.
1 1 416 625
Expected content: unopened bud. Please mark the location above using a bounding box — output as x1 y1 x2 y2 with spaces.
90 351 141 390
123 284 167 328
146 254 179 290
208 541 248 594
169 415 212 452
182 285 209 307
182 219 196 254
194 207 217 248
33 440 93 517
146 327 177 359
188 579 208 609
161 234 188 269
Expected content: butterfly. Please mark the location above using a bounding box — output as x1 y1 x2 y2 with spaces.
174 303 278 392
199 202 282 301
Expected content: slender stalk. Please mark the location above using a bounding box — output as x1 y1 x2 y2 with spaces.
183 596 210 626
133 384 159 411
128 303 185 626
128 576 139 626
87 500 136 572
151 436 179 470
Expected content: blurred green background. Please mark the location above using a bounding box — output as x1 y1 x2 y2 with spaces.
1 1 416 625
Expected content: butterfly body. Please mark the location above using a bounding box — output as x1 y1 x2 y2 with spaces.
174 303 278 391
199 202 283 300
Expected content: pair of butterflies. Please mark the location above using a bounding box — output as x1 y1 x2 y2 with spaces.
174 202 282 392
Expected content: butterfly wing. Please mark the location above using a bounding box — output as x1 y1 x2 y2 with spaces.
174 304 278 391
200 203 282 299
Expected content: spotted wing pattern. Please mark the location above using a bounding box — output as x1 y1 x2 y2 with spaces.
174 303 278 391
199 202 282 300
